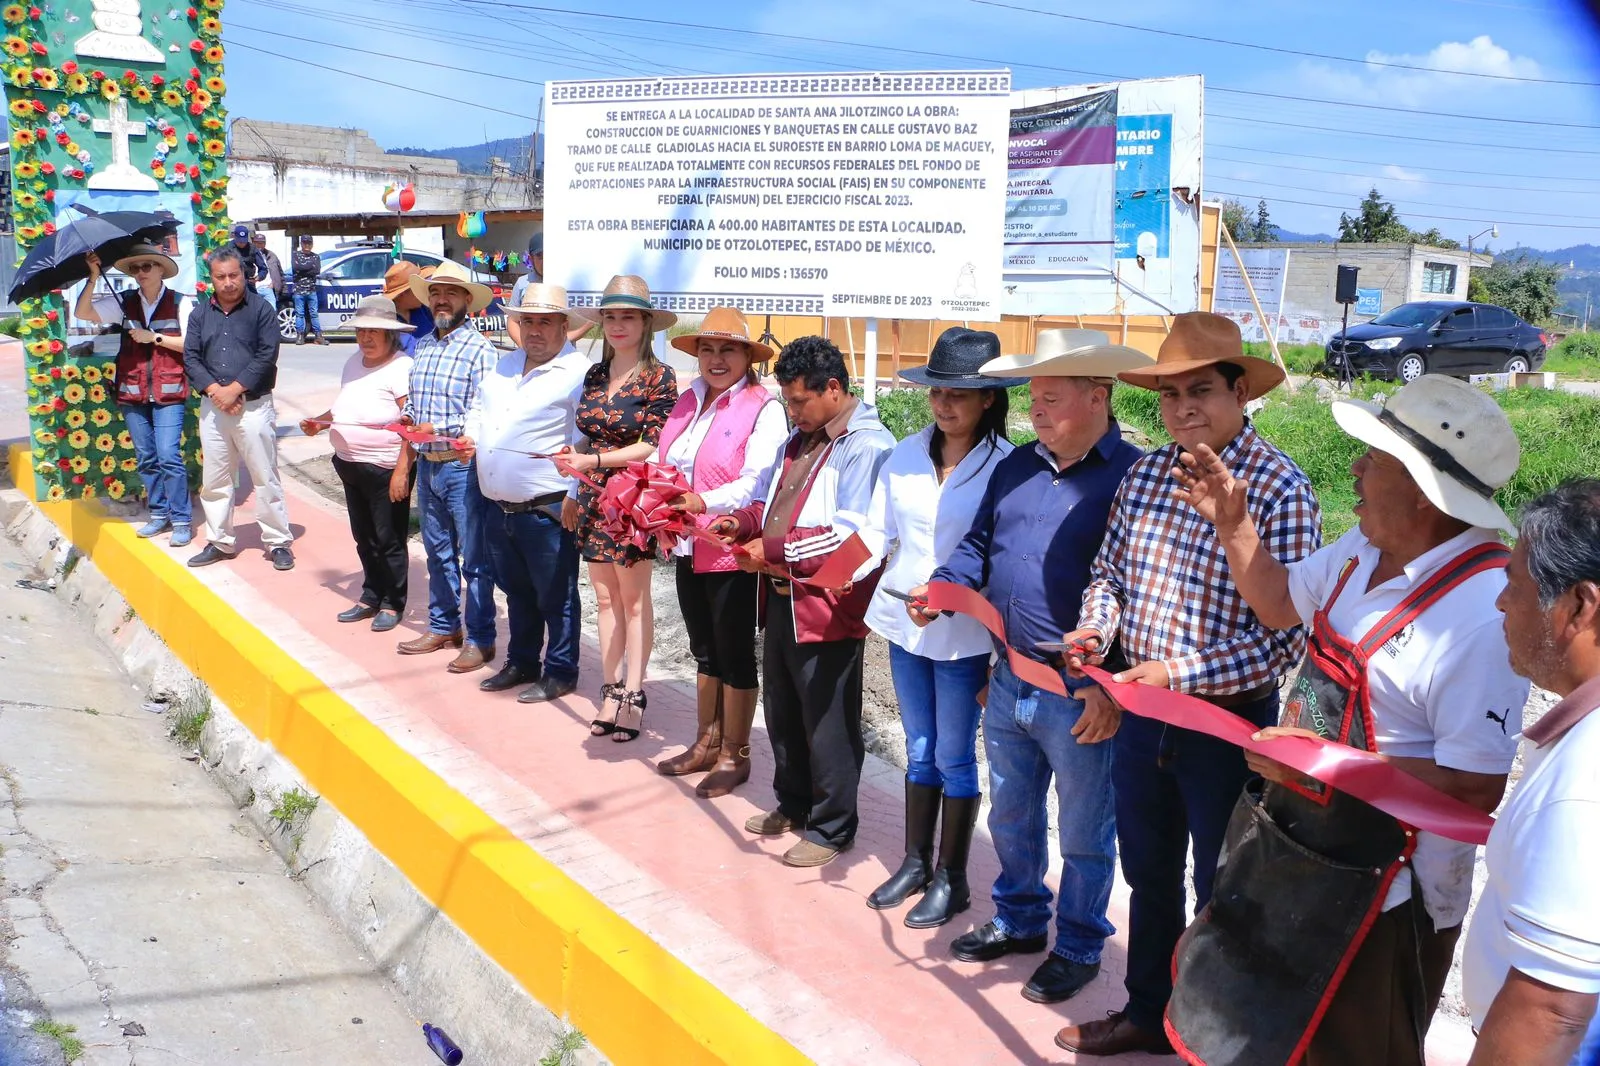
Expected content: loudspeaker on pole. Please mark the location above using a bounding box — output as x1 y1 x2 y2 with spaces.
1335 264 1360 305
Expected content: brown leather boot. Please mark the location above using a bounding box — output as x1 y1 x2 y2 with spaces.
397 630 463 655
696 685 756 798
657 674 722 776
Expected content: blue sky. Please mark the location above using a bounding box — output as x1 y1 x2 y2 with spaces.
221 0 1600 252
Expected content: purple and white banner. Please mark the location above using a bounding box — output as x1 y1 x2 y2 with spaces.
1003 89 1118 274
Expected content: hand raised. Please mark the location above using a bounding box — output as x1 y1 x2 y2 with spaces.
1172 443 1249 530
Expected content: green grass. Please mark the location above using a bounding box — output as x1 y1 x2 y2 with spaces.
538 1028 588 1066
31 1019 84 1061
871 378 1600 542
171 694 211 748
1243 341 1326 375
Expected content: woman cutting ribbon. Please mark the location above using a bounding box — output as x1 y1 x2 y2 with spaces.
650 308 787 797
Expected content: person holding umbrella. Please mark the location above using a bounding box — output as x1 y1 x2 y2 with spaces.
73 245 195 546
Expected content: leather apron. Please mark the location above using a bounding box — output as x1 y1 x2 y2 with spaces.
1166 541 1508 1066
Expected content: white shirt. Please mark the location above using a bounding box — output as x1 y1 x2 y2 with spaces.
330 353 412 467
656 377 788 558
465 344 587 502
1463 703 1600 1028
1286 526 1528 929
862 427 1013 660
92 289 190 333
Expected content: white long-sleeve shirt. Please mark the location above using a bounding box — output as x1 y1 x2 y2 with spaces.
656 376 789 559
862 427 1013 660
465 346 587 502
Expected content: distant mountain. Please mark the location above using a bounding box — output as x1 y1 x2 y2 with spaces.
1511 244 1600 271
387 135 542 176
1274 229 1337 243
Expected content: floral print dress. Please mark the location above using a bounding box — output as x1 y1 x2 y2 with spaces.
574 360 678 564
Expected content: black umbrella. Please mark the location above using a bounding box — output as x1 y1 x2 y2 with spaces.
7 215 144 305
68 205 181 245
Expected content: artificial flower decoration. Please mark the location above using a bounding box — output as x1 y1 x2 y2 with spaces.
2 34 27 57
66 430 89 449
1 5 26 24
98 456 115 475
68 456 89 473
106 480 125 500
12 158 35 177
32 68 56 90
94 433 115 452
131 84 152 104
204 76 223 93
161 88 182 106
65 71 88 93
45 486 64 501
203 44 223 63
64 410 86 429
62 382 84 404
120 457 138 472
87 384 106 403
200 16 220 34
117 430 133 450
203 137 223 156
100 78 119 100
10 127 32 148
81 366 100 383
7 96 30 117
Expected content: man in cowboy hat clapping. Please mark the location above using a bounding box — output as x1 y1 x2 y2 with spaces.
1058 312 1322 1057
396 259 500 674
455 283 589 705
906 329 1153 1004
1158 374 1527 1066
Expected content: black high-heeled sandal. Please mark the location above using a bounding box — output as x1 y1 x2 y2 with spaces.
590 682 623 736
612 689 647 743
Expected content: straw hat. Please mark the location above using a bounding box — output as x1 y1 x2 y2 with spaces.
574 274 678 331
346 294 416 332
1117 312 1285 401
1332 375 1520 532
408 258 493 313
380 261 419 301
980 328 1153 379
113 243 178 280
508 281 581 321
670 307 773 363
901 327 1024 389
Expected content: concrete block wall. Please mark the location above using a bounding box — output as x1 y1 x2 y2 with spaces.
231 119 460 175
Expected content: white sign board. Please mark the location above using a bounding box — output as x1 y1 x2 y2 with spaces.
544 71 1011 321
1002 75 1204 317
1214 247 1290 317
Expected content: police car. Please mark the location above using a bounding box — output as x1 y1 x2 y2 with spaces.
279 241 508 343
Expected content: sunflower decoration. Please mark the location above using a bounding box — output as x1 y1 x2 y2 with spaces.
200 16 221 34
117 429 134 449
7 96 30 117
160 87 182 107
94 433 115 452
88 384 106 403
131 84 153 104
90 407 111 427
100 78 119 100
12 158 36 178
119 457 138 473
204 75 224 93
65 71 90 94
2 34 26 57
10 127 33 149
62 382 85 404
203 138 224 157
202 44 224 64
15 190 35 208
45 485 64 501
81 365 101 384
64 409 86 429
98 456 116 475
33 68 56 90
190 87 211 108
106 480 126 501
2 4 27 24
67 451 88 470
29 372 50 387
61 364 80 380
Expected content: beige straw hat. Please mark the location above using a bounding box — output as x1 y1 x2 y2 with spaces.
669 307 773 363
980 328 1153 379
346 294 416 332
407 258 494 313
113 243 178 281
573 274 678 331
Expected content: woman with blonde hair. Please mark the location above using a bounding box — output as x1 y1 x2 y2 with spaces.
556 276 679 742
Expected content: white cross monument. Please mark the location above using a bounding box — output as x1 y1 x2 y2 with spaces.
87 97 159 191
74 0 164 64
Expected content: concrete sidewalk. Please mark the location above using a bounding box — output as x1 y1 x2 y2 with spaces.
0 530 436 1066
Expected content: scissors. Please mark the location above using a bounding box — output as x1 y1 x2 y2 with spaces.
882 587 950 616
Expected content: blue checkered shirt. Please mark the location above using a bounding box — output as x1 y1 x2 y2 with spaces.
401 323 497 453
1079 422 1322 695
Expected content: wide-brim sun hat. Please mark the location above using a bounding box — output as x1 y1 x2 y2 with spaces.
380 261 420 301
1117 312 1285 401
980 328 1154 380
573 274 679 332
113 243 178 281
900 326 1024 389
669 306 774 363
347 294 417 332
408 258 493 314
1331 375 1520 532
509 281 581 320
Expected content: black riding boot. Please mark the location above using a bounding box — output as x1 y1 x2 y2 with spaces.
867 779 941 910
905 794 980 929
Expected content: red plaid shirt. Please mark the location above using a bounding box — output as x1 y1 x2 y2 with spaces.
1079 422 1321 695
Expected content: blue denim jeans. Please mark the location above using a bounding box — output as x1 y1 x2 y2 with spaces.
983 659 1116 965
1113 693 1278 1033
888 643 987 798
1573 1012 1600 1066
416 459 496 647
121 401 191 526
292 290 317 335
482 505 580 684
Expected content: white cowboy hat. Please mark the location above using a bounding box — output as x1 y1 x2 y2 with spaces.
571 274 679 331
1331 375 1520 532
408 258 494 314
508 281 581 320
980 328 1154 379
346 294 416 332
113 243 178 281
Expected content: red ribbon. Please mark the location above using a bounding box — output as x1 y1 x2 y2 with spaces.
919 581 1494 845
301 419 455 446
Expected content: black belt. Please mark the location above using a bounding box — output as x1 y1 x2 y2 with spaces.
1200 682 1278 710
495 490 567 514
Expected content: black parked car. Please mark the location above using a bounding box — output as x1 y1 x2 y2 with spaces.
1324 301 1549 382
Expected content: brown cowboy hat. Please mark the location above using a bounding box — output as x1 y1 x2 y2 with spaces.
380 261 420 301
669 307 774 363
1117 312 1286 402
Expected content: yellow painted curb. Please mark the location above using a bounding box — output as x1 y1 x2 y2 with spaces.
6 443 811 1066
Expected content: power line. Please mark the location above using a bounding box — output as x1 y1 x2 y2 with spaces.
1207 153 1600 195
453 0 1600 131
1209 174 1600 222
1207 188 1600 231
968 0 1598 86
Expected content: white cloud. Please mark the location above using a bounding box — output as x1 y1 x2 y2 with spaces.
1296 35 1542 107
1381 164 1428 185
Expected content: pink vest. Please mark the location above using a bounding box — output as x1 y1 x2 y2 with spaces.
658 382 775 573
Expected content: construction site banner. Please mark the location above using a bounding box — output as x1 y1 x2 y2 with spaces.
1003 75 1204 318
1004 90 1118 275
544 71 1011 322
